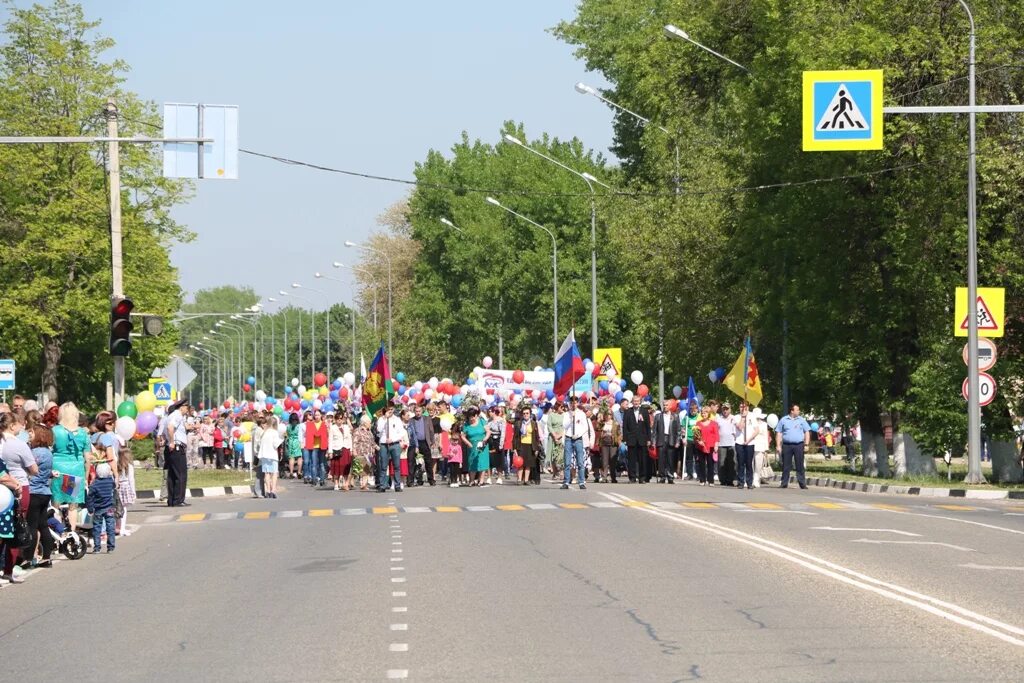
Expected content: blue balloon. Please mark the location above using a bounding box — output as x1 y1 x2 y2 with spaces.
451 395 463 408
513 388 522 395
545 389 555 399
322 401 334 413
614 391 624 402
246 375 256 386
283 386 292 396
397 385 406 396
329 390 340 401
599 380 609 391
672 385 682 399
332 380 342 390
583 358 592 367
265 397 276 405
408 388 418 397
467 377 476 385
300 399 310 409
811 422 820 432
290 392 299 400
396 372 406 383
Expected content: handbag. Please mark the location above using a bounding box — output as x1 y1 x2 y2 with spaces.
13 506 32 548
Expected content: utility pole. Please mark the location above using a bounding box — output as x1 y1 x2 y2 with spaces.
105 100 126 406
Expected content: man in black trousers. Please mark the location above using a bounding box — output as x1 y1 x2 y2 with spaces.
164 399 190 507
653 402 682 483
621 395 651 483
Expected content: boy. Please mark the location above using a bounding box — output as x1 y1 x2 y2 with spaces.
86 463 117 553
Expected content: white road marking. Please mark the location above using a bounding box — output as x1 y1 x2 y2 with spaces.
813 526 922 537
403 506 431 513
392 541 402 545
591 501 624 508
601 490 1024 646
392 591 406 597
392 606 408 612
386 669 408 679
339 508 366 515
389 643 409 652
1004 513 1024 517
390 557 402 562
392 548 403 553
391 566 405 571
391 577 406 583
960 563 1024 572
851 539 974 552
650 501 682 509
466 505 494 511
390 623 408 631
526 503 557 510
210 512 243 521
736 510 817 515
145 515 173 523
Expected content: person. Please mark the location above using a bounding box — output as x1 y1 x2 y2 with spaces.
116 441 136 536
0 454 22 580
351 414 375 492
546 402 565 481
286 412 303 478
487 407 504 485
621 395 651 483
715 402 738 486
90 412 120 480
734 402 757 490
198 415 215 468
821 425 835 460
561 396 594 490
653 401 681 484
410 404 436 487
376 405 406 492
751 408 771 488
399 410 414 486
513 406 542 485
1 412 37 578
86 463 117 553
304 409 328 487
212 417 226 469
252 416 267 498
441 417 463 487
335 412 354 490
51 402 89 527
694 407 719 486
776 404 811 489
461 407 490 487
679 400 699 480
259 416 283 498
164 399 190 507
597 409 621 483
26 425 56 567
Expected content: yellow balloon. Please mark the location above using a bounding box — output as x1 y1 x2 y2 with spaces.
319 386 329 396
135 390 157 413
240 432 251 442
304 390 314 400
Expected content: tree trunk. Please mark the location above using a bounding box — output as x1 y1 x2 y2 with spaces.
990 440 1024 484
861 430 891 477
41 334 62 404
892 432 936 477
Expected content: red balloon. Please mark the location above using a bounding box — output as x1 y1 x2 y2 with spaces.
314 373 328 387
391 379 400 391
242 383 252 392
339 387 349 400
512 369 525 384
223 400 231 409
512 455 524 469
591 365 600 377
637 384 649 397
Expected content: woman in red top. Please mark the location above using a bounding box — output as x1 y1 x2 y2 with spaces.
694 407 719 486
212 419 226 469
303 409 329 487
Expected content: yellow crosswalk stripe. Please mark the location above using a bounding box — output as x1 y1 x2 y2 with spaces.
308 509 334 517
747 502 783 510
243 511 270 520
682 502 717 509
935 504 976 511
621 501 650 508
372 506 398 515
871 504 906 511
178 513 206 522
496 504 526 511
435 506 461 512
558 503 588 509
808 502 844 510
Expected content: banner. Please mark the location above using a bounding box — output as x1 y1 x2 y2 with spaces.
473 367 592 396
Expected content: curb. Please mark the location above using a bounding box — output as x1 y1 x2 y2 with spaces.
136 485 251 500
795 475 1024 500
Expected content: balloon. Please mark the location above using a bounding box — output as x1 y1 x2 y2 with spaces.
767 414 780 429
810 422 820 432
135 390 157 413
672 385 683 399
240 432 251 443
637 384 649 397
483 356 493 369
223 400 231 409
344 372 355 386
428 377 439 390
246 375 256 387
614 391 624 402
300 399 310 409
332 379 342 390
296 384 306 395
512 369 525 384
312 399 323 410
132 410 157 435
667 399 678 412
397 385 406 396
255 389 267 402
242 383 252 393
413 381 423 391
533 366 543 373
0 486 12 514
451 395 463 408
599 380 609 392
339 387 349 400
512 454 524 469
532 389 543 400
329 390 339 401
546 389 555 400
584 360 595 373
631 370 644 385
232 428 242 438
319 386 329 397
291 378 299 387
623 390 634 401
116 400 138 419
708 370 718 383
423 388 433 400
396 371 406 383
273 405 283 415
439 417 453 432
113 416 136 441
611 404 620 413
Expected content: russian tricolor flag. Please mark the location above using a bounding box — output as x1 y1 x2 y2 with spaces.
553 329 585 396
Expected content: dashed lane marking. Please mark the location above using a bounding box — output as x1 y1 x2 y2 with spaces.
243 511 270 520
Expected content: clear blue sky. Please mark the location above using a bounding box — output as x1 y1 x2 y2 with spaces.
69 0 616 311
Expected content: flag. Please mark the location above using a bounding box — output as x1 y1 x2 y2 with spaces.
685 376 700 410
553 329 585 396
360 354 367 381
362 343 393 416
59 474 83 500
723 336 764 407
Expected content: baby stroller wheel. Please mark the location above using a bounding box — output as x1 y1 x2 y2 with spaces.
61 533 88 560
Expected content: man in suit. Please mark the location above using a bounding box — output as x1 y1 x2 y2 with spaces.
653 401 682 483
411 403 436 486
621 395 651 483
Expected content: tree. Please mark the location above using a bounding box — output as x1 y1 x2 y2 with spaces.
0 0 190 408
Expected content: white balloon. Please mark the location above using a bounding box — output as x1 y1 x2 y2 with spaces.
460 384 469 395
630 370 644 385
291 378 299 387
428 377 439 390
533 366 543 373
344 372 356 386
423 388 433 400
439 417 453 431
767 413 780 429
115 416 136 441
611 404 620 413
255 389 267 402
413 381 423 391
584 360 595 373
609 382 621 395
482 356 493 369
298 385 307 395
606 369 617 381
623 390 634 401
313 399 323 410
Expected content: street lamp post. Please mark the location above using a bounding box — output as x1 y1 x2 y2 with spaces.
485 197 559 362
663 24 751 73
502 133 608 357
269 297 288 387
197 340 223 403
279 290 302 383
203 336 227 401
335 261 378 333
291 284 324 379
318 270 360 376
345 241 393 363
217 320 246 392
208 329 236 393
232 314 259 391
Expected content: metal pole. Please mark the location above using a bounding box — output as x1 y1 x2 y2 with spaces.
105 100 125 406
386 261 393 361
270 316 276 394
310 304 315 380
351 300 357 376
297 309 302 383
962 0 984 483
590 193 598 356
326 309 331 379
498 294 504 370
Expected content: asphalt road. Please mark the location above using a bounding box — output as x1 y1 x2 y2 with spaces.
2 477 1024 682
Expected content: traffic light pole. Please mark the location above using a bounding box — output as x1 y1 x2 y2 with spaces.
106 100 126 408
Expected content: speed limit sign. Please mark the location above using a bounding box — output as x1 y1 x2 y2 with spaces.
962 372 996 406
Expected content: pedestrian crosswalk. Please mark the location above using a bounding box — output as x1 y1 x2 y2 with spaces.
139 498 1006 525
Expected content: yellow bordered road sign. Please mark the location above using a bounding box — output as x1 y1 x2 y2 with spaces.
954 287 1004 338
803 70 884 151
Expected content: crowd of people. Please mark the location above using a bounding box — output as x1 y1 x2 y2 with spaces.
0 396 137 587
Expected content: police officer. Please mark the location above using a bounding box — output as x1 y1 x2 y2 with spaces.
775 404 811 489
164 399 191 506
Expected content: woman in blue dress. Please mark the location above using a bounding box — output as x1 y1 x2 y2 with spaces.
0 458 21 572
460 407 490 487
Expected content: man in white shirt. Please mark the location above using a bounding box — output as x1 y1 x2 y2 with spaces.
560 396 593 490
375 404 407 492
734 402 758 489
715 402 740 487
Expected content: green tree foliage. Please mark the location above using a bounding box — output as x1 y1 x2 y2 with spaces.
0 0 190 408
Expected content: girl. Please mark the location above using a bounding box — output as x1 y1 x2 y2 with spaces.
351 414 375 492
304 410 328 487
116 438 136 536
198 415 215 468
598 409 621 484
327 412 346 490
695 407 720 486
337 412 354 491
259 416 283 498
27 425 56 567
443 417 464 487
90 412 120 480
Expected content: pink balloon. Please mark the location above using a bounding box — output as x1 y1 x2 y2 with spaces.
483 356 493 369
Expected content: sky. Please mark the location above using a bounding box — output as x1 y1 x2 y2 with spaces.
59 0 617 312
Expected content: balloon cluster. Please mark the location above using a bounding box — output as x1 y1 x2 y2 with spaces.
112 391 162 441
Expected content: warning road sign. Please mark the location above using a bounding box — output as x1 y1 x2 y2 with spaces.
803 70 883 151
962 372 996 407
962 339 997 372
954 287 1005 338
594 347 622 381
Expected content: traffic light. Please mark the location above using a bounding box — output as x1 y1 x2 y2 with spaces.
110 297 134 356
141 315 164 337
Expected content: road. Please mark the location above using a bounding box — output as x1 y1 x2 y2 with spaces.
2 477 1024 682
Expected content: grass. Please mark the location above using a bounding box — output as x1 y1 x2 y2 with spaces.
799 454 1024 491
133 467 252 491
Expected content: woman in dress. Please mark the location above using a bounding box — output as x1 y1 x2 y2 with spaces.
0 456 22 581
513 406 542 485
461 407 490 487
351 414 375 491
598 409 621 484
116 442 136 536
259 416 283 498
336 412 354 491
1 412 37 579
51 403 89 526
286 412 303 478
198 415 215 468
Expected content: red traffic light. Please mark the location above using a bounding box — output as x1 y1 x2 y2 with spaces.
113 299 134 316
110 297 134 357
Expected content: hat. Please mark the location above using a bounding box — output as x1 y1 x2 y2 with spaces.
168 398 189 412
751 407 765 420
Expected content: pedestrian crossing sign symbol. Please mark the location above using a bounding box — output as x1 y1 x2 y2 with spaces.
149 378 175 405
802 70 883 151
594 347 622 382
954 287 1005 338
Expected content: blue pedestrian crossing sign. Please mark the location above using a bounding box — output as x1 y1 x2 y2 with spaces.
149 378 175 406
802 70 883 151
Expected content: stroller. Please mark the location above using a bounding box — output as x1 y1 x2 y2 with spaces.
46 503 89 560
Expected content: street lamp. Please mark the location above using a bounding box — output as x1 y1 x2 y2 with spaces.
502 133 608 356
344 240 394 363
216 320 246 391
440 217 463 233
334 261 378 333
208 328 238 393
663 24 751 73
485 196 559 362
279 290 303 383
317 270 359 376
195 340 223 403
268 297 288 390
231 314 259 391
292 283 327 378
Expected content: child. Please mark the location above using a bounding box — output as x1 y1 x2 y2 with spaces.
116 444 136 536
443 419 463 488
86 463 117 553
